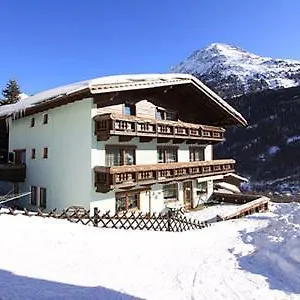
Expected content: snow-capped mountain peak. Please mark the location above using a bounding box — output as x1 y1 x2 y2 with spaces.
172 43 300 98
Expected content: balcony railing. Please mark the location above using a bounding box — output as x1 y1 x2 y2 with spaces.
94 113 225 143
94 159 235 191
0 163 26 182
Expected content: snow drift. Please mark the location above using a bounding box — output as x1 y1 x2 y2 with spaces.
0 203 299 299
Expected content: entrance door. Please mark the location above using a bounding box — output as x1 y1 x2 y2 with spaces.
183 181 193 210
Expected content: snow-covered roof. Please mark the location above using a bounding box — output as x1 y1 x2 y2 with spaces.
215 182 241 193
224 173 249 182
0 73 247 126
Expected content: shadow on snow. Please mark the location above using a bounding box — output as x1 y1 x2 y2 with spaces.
0 268 143 300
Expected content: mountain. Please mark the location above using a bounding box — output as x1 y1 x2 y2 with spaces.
215 86 300 195
172 43 300 194
172 43 300 98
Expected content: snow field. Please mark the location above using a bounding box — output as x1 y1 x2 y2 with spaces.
0 203 299 299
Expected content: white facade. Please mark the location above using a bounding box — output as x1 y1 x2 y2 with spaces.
9 99 94 210
8 98 219 213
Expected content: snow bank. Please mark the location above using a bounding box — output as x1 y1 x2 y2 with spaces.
237 203 300 294
186 204 238 222
0 203 299 299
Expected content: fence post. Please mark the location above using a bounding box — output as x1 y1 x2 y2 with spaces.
167 210 172 232
93 207 99 227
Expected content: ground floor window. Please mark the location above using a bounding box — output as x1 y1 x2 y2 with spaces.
196 181 207 195
116 192 139 212
163 183 178 201
40 187 47 208
13 183 19 195
30 186 37 206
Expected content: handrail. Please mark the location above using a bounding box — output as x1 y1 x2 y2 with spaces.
94 159 235 190
94 113 225 142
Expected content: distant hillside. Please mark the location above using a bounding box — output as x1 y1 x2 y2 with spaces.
215 86 300 191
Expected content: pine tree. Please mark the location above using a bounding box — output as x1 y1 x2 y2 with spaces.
1 79 21 105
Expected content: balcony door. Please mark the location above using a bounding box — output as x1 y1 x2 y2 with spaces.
183 181 193 210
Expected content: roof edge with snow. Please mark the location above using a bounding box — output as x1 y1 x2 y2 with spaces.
0 73 247 126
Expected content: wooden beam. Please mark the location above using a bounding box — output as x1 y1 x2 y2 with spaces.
186 140 198 144
139 137 153 143
157 138 171 143
96 134 109 141
118 136 133 142
172 138 184 144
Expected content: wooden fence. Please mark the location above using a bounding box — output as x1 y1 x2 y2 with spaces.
0 207 210 232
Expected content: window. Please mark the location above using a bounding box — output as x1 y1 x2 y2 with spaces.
8 152 14 163
40 187 47 208
106 146 135 166
156 109 165 120
189 147 205 162
116 192 139 212
155 108 178 121
124 103 136 116
30 186 37 206
30 118 35 127
43 114 48 124
14 149 26 164
196 181 207 194
163 184 178 200
31 149 36 159
42 147 48 159
166 111 177 121
13 183 19 195
157 146 178 163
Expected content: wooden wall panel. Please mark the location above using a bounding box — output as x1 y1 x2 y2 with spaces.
97 103 123 115
135 100 157 118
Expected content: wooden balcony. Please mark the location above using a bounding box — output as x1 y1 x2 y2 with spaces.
94 159 235 191
94 113 225 143
0 163 26 182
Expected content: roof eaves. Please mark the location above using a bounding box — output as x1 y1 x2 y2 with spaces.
89 78 191 94
189 77 248 127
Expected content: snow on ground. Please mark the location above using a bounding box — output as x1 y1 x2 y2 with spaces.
268 146 280 156
186 203 238 222
287 135 300 144
0 203 300 299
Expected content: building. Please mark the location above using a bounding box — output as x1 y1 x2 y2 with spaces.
0 74 247 213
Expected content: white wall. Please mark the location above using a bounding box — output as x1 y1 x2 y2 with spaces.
90 133 215 212
8 96 218 213
9 99 94 211
91 136 210 166
205 145 213 160
149 184 166 213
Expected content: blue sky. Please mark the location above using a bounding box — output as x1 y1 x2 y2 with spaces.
1 0 299 94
